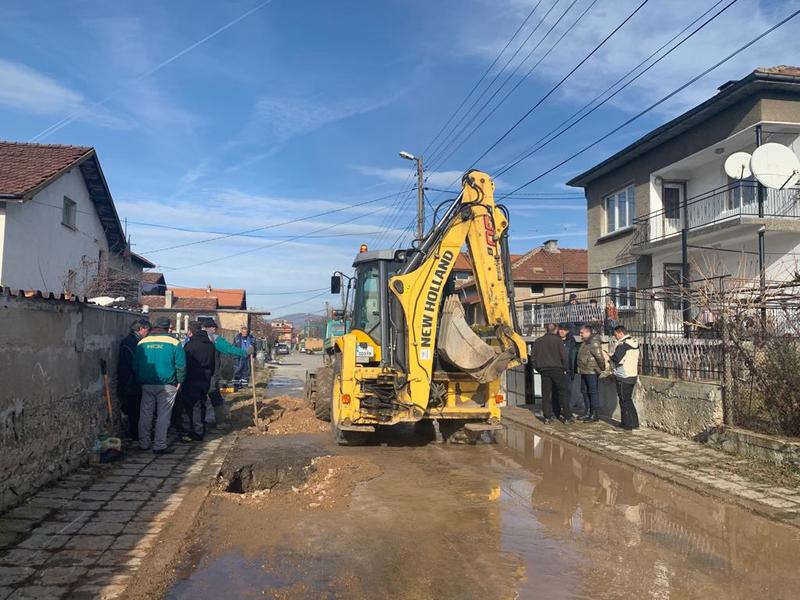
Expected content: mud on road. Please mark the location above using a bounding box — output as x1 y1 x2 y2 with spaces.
156 353 800 600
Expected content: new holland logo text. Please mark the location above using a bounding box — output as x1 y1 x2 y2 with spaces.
420 250 454 350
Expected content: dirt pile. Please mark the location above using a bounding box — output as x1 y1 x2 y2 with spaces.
259 395 329 435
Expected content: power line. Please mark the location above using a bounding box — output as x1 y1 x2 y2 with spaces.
502 5 800 197
268 289 331 312
161 206 378 272
143 189 410 254
30 0 277 142
429 0 593 172
426 0 554 166
422 0 546 163
494 0 738 178
468 0 652 171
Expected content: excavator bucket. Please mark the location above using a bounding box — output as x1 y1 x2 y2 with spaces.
438 295 516 383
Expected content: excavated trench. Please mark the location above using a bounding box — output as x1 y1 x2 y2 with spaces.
217 434 327 494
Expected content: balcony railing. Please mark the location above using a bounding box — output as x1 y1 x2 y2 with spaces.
633 181 800 246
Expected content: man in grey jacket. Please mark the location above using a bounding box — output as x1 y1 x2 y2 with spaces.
577 325 605 422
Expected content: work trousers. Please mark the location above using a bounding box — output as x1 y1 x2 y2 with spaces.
234 357 251 381
139 384 178 451
580 374 599 414
616 379 639 430
540 369 571 420
180 382 208 439
120 389 141 441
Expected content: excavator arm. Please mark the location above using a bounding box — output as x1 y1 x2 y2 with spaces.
388 170 527 412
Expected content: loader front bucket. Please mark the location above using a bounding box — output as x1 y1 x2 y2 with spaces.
437 295 516 383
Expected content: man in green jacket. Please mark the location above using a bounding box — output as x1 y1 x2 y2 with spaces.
135 316 186 454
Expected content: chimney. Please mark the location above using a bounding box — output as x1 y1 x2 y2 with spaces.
543 239 559 253
206 284 213 293
165 289 174 308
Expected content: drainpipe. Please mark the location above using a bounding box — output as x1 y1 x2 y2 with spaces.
755 125 767 323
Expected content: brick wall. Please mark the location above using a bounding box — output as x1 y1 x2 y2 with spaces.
0 291 136 513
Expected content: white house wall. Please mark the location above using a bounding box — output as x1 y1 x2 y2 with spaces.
0 168 109 294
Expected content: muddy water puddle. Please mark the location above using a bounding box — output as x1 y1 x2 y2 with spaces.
166 360 799 599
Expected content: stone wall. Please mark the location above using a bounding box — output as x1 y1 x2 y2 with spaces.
634 376 722 437
0 291 136 513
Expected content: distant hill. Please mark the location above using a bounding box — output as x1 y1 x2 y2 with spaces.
270 312 326 329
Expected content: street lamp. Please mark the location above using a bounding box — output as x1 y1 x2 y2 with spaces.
399 150 424 240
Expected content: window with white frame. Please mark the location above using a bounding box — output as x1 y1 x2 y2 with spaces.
606 263 637 309
61 196 77 229
604 184 635 234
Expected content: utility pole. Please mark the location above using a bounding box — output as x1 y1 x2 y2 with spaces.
399 151 424 239
416 156 424 240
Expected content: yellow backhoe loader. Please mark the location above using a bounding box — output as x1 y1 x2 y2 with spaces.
314 170 527 444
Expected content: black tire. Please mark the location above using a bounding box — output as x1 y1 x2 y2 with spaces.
313 366 333 422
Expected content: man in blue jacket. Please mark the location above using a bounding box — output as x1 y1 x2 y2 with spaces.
233 326 256 383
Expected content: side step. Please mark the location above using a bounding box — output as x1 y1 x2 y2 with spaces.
339 424 376 433
464 422 504 433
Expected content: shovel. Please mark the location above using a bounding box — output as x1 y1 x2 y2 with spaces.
100 359 114 428
250 354 265 430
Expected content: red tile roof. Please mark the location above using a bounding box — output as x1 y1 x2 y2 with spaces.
511 248 588 283
453 251 523 273
0 141 93 198
457 247 588 291
168 287 246 309
140 295 220 310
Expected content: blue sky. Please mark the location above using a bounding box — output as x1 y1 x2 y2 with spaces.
2 0 798 315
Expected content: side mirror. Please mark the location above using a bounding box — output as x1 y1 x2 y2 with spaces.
330 275 342 295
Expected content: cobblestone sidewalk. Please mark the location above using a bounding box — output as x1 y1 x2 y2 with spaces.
0 434 232 599
503 406 800 528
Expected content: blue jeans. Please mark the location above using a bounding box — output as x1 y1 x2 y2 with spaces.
580 374 599 414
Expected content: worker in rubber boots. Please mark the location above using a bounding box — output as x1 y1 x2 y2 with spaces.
135 317 186 454
201 319 252 428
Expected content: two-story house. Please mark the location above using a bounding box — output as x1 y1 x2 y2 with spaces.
568 66 800 326
0 141 153 298
457 240 588 326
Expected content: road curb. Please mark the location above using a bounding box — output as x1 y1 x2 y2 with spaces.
501 407 800 530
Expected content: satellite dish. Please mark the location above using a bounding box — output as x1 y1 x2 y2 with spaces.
750 143 800 189
724 152 752 180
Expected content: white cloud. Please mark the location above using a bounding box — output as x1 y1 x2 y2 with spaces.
463 0 800 118
0 59 83 115
354 165 466 188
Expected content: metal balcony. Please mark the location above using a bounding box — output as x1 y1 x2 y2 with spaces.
633 181 800 247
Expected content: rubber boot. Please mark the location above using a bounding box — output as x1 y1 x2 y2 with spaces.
213 405 230 430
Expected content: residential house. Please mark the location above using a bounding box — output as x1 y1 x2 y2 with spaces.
568 66 800 328
142 285 268 333
269 320 294 345
0 141 152 298
457 240 588 325
140 272 166 296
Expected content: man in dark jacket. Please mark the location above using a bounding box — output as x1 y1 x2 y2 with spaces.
558 323 578 417
577 325 606 422
180 321 216 441
117 319 151 440
533 323 573 424
233 326 256 383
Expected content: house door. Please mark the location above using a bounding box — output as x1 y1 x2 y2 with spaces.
662 182 685 236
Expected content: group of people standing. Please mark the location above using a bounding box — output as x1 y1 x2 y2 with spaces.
117 317 255 454
532 321 640 431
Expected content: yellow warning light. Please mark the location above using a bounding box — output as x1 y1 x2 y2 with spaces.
359 244 368 253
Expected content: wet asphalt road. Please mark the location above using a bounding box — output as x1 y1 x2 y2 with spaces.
166 353 800 600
